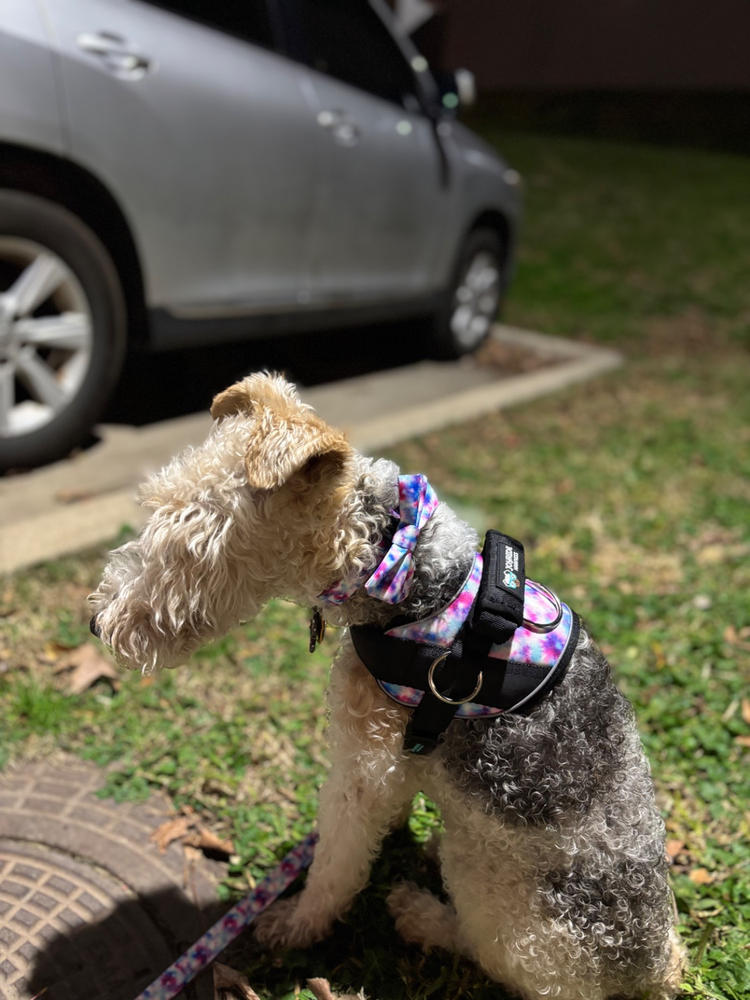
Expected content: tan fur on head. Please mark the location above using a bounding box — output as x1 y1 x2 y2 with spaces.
90 372 361 673
211 372 352 491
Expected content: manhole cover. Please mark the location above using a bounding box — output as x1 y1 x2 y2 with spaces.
0 841 195 999
0 759 220 1000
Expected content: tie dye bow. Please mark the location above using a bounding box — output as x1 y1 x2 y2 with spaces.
364 474 439 604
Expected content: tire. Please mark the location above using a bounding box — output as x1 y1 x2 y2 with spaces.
0 190 127 471
429 227 505 359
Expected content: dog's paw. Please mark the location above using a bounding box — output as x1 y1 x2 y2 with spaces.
254 896 332 950
387 882 461 954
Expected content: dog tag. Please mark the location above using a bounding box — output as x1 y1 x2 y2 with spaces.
309 608 326 653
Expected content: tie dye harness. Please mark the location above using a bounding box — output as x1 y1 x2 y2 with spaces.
318 475 580 755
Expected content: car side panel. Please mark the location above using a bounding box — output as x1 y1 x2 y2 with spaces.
43 0 321 314
0 1 66 154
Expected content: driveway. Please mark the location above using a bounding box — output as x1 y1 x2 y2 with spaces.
0 326 621 573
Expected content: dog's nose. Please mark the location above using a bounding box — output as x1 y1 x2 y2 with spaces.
89 615 101 638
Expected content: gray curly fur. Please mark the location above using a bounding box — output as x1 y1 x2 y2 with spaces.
348 457 676 996
441 638 674 988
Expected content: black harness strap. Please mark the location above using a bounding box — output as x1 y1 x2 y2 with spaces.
469 530 526 638
350 531 575 756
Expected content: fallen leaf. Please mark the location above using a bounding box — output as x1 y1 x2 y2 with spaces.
214 962 261 999
55 643 119 694
151 815 193 853
151 806 234 859
307 979 365 1000
735 735 750 748
721 699 739 722
41 642 64 664
742 699 750 726
184 828 235 858
689 868 713 885
665 839 684 861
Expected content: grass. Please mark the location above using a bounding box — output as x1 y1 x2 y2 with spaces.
2 131 749 999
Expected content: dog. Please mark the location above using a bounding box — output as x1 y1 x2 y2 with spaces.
90 372 684 1000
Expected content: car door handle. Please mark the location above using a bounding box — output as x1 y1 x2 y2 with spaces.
77 32 151 79
316 109 360 148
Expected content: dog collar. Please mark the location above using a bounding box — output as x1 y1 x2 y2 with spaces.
318 473 438 606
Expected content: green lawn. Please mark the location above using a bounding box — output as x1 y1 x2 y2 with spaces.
2 132 749 999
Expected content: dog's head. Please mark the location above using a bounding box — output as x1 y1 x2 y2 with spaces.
89 372 357 672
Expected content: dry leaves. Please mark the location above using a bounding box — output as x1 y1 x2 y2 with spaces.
211 967 365 1000
665 839 684 862
724 625 750 652
53 642 119 694
213 963 261 999
591 539 684 594
151 805 235 858
689 867 713 885
307 980 366 1000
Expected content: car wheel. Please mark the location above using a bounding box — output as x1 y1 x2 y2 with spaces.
430 227 504 359
0 191 127 471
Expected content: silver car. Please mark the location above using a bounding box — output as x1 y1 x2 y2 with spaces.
0 0 521 470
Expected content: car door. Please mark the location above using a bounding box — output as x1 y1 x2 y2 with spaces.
43 0 320 317
277 0 447 304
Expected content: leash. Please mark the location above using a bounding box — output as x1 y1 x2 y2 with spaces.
134 831 318 1000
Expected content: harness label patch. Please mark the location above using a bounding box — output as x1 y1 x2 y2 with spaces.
501 541 522 591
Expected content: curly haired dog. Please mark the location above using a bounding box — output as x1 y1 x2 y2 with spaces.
90 372 684 1000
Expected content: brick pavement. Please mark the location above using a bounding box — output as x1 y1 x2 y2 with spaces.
0 756 221 999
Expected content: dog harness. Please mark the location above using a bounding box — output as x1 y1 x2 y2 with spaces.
318 475 579 755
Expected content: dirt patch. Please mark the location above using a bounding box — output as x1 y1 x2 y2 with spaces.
474 334 562 374
644 306 743 357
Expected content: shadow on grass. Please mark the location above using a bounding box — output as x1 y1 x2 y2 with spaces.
26 885 221 1000
26 829 506 1000
222 828 507 1000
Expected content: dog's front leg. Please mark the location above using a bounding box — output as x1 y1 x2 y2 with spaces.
255 645 414 949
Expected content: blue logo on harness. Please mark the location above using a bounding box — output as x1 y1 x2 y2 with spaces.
503 569 520 590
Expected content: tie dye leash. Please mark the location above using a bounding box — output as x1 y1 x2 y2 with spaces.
134 831 318 1000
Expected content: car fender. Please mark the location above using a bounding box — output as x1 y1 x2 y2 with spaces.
434 119 522 284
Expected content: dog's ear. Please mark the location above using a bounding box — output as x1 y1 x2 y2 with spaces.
210 381 257 421
244 421 351 491
210 372 299 422
211 373 350 490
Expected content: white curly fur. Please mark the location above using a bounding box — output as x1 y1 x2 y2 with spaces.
90 372 685 1000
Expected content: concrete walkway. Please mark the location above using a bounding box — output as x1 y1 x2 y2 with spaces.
0 326 621 574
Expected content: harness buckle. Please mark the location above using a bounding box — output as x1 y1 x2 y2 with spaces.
521 583 563 634
427 651 483 706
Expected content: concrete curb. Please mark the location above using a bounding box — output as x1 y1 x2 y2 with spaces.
353 326 621 450
1 327 622 574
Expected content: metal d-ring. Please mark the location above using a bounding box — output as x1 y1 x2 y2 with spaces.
427 652 483 705
522 582 564 634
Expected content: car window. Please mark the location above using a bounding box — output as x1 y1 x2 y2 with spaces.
279 0 420 108
145 1 274 48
